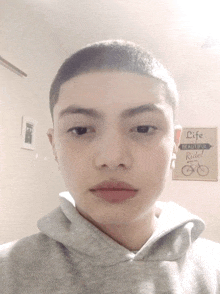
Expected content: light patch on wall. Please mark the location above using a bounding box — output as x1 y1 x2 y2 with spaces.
176 0 220 40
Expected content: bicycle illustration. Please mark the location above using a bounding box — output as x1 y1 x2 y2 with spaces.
182 160 209 177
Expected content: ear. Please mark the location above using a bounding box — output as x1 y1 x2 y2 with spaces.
170 125 182 169
47 128 58 163
174 125 182 152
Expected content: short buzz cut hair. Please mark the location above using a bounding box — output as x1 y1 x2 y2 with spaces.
49 40 179 120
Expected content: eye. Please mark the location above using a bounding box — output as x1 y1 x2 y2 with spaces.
133 125 157 134
67 127 94 136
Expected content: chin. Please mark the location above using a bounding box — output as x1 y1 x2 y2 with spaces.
88 203 148 227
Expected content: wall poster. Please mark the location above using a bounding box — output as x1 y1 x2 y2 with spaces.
173 128 218 181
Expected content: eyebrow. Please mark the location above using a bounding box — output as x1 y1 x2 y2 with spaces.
58 103 164 120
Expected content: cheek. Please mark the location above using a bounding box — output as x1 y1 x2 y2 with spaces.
57 141 93 187
58 139 81 164
137 143 172 177
155 147 172 175
57 144 81 179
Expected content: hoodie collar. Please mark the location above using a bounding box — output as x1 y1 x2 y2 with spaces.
135 201 205 261
37 192 205 266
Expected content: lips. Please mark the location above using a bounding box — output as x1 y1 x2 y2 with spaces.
90 180 138 203
90 180 138 191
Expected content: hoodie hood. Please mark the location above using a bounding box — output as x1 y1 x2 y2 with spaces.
37 192 205 266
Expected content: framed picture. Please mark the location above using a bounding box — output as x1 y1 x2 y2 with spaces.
173 127 218 181
21 116 38 150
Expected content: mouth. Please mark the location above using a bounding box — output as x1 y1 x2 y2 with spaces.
89 180 139 203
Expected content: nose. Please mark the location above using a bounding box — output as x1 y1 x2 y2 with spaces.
94 130 133 171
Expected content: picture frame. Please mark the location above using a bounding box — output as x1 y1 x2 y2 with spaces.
21 116 38 150
173 127 218 181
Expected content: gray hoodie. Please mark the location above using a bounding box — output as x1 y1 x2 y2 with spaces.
1 193 220 293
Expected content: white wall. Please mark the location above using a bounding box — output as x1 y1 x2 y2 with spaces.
0 1 66 243
1 0 220 244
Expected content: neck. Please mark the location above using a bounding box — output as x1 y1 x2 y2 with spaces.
88 209 158 251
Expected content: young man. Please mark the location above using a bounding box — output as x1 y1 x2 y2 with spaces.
1 40 220 293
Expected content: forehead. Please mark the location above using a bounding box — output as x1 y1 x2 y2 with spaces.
54 71 172 120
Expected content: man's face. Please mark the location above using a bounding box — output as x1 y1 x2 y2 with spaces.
48 71 180 226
